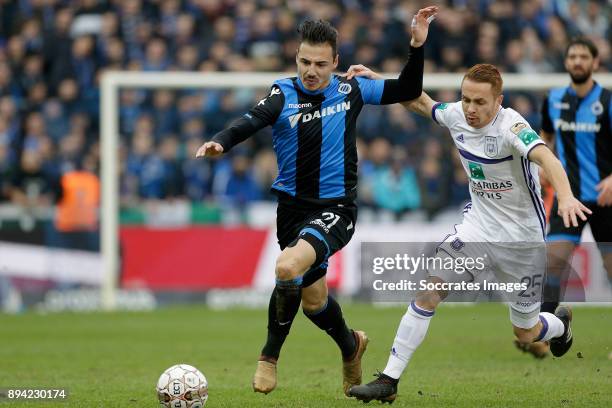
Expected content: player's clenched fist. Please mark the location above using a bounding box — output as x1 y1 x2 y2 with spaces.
195 141 224 158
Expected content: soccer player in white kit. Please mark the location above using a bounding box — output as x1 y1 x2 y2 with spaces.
344 63 592 403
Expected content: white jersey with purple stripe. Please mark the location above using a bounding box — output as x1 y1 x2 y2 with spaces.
432 101 547 242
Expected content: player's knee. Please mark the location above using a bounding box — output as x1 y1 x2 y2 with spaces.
547 256 568 273
275 257 301 281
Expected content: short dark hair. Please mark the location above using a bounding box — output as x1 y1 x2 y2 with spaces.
297 19 338 55
565 37 599 59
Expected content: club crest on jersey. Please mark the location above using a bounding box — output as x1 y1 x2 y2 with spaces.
338 83 352 95
591 100 604 115
484 136 498 157
455 133 464 143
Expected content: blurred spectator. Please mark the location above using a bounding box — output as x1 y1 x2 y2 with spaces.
10 149 57 208
43 99 70 143
213 151 262 209
126 125 167 199
418 138 452 220
150 90 179 139
0 63 21 100
47 159 100 251
158 135 183 198
382 104 421 145
143 37 170 71
43 7 73 89
182 137 211 201
0 134 12 200
253 148 278 201
358 137 391 210
576 0 609 38
372 149 420 219
57 78 81 116
517 28 555 73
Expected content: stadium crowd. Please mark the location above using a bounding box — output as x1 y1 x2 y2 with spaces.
0 0 610 220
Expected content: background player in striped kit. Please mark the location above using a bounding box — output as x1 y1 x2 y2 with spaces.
518 37 612 359
195 6 438 396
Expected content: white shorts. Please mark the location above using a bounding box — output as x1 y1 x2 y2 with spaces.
429 221 545 329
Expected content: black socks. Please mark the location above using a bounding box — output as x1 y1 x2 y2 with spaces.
261 280 302 359
304 295 356 359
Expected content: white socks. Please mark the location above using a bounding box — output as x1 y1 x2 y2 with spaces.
383 301 434 379
381 306 563 381
536 312 565 342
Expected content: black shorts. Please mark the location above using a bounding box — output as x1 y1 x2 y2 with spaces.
548 199 612 252
276 194 357 287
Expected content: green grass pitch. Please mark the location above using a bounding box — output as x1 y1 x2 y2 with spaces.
1 304 611 407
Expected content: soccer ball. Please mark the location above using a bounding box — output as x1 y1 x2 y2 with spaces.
156 364 208 407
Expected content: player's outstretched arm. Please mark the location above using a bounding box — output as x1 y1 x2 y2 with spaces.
537 130 554 187
401 92 437 118
528 144 592 227
194 115 263 159
385 5 437 103
195 85 285 159
344 65 437 119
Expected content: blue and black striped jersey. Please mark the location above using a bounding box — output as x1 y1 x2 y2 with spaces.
211 45 424 205
217 74 388 204
542 83 612 201
266 75 384 201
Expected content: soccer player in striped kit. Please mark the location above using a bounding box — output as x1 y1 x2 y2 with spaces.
518 37 612 359
196 7 438 396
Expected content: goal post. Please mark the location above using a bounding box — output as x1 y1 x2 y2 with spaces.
100 71 612 310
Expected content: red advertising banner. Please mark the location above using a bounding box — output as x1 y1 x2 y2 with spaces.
120 227 268 290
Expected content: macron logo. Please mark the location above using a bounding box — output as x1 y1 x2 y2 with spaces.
288 101 351 128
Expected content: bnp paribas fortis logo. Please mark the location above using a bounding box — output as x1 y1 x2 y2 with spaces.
468 162 485 180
